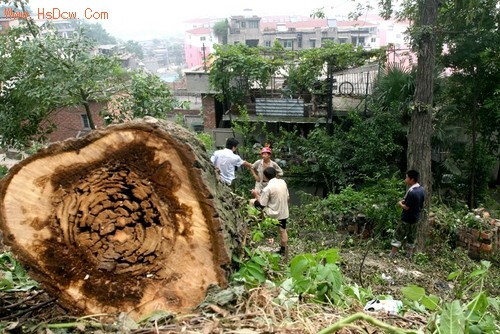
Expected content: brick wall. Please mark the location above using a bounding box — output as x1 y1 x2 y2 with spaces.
456 219 499 259
202 94 216 129
47 102 107 142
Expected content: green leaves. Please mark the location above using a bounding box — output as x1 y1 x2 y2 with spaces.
209 44 275 107
231 248 280 288
290 254 314 280
289 249 343 303
0 252 38 292
440 301 466 334
402 285 440 311
208 43 376 110
401 260 499 334
102 70 178 124
0 13 125 147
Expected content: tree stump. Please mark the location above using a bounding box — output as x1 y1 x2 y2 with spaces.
0 117 245 319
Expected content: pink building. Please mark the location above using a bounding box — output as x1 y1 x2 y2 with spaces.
184 27 215 69
183 18 221 70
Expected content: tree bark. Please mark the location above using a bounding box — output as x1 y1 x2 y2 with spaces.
408 0 438 250
0 117 245 320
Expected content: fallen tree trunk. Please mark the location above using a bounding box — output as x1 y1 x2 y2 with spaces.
0 117 246 320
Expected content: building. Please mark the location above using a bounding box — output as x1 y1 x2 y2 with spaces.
184 27 215 69
95 44 141 70
0 17 20 34
47 102 107 142
336 20 379 48
184 11 410 68
228 15 338 50
37 20 77 38
183 17 222 69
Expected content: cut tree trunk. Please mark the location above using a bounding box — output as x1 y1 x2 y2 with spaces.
0 117 245 320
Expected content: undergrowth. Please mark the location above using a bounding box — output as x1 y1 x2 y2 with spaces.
1 177 499 333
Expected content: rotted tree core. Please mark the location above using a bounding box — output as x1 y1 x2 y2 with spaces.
0 119 242 319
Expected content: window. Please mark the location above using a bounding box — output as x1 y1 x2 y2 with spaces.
309 40 316 48
81 114 90 129
248 21 258 28
240 21 246 28
200 36 206 41
245 39 259 47
351 36 365 46
264 40 271 47
371 37 376 43
283 39 293 48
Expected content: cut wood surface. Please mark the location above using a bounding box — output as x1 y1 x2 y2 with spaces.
0 117 245 319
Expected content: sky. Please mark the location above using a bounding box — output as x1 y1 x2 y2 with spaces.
25 0 372 41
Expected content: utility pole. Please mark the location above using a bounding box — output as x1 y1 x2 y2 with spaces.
326 62 334 135
202 43 207 72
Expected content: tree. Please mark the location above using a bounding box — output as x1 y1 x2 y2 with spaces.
0 119 245 319
213 20 229 45
285 41 375 97
166 40 186 66
124 40 144 59
0 0 126 147
376 0 439 250
209 43 376 116
209 44 277 110
76 21 117 45
102 70 178 124
375 0 498 248
406 0 438 249
437 0 500 207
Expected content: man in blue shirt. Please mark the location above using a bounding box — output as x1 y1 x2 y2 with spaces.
390 170 426 258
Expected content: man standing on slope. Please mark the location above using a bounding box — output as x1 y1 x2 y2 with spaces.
390 170 426 258
210 137 256 186
250 167 290 259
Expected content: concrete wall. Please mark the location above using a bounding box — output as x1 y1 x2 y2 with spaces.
185 71 214 93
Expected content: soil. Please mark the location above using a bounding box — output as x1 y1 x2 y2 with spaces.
339 247 459 300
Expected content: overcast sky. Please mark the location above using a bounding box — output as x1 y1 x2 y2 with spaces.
27 0 371 41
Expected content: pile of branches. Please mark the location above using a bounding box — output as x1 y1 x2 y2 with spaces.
0 286 427 333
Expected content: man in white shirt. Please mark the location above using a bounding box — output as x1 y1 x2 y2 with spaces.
210 138 255 185
251 167 290 258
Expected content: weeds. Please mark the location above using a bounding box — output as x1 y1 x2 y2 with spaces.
0 252 38 292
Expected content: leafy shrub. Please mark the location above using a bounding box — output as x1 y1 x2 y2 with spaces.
402 261 499 334
0 252 38 291
231 247 281 287
289 175 403 245
0 165 8 179
289 249 344 303
196 132 214 153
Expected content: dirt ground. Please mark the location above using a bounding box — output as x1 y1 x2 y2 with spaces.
1 234 497 334
339 247 460 300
